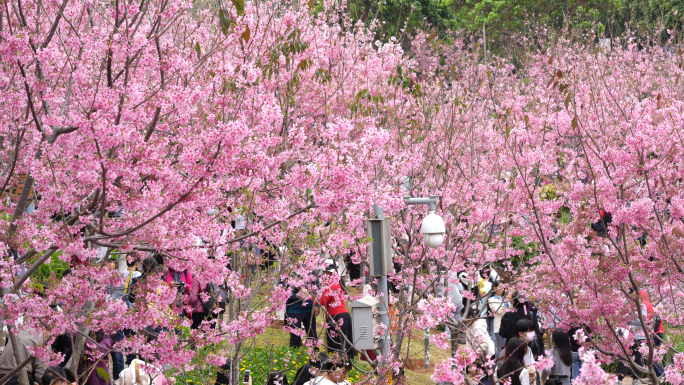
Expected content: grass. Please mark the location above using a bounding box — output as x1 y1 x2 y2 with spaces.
249 321 450 385
222 280 452 384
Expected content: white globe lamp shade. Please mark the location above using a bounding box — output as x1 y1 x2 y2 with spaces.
420 212 446 248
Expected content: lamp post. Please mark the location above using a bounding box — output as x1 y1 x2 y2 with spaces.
368 204 391 357
403 196 446 249
367 197 445 358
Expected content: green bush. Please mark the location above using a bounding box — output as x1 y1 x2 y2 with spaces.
29 251 67 292
175 345 368 384
239 346 366 384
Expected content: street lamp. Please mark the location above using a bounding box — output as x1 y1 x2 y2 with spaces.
365 196 445 358
404 196 445 249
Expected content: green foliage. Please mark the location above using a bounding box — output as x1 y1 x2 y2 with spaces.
239 346 310 384
96 367 110 382
347 0 462 40
231 0 245 16
239 346 366 384
507 235 539 268
602 0 684 39
539 184 557 201
177 346 366 385
30 251 68 293
171 345 219 385
344 0 684 51
557 206 571 225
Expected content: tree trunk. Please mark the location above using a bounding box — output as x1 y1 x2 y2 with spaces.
6 326 29 385
231 344 242 385
7 174 34 246
70 301 94 375
424 327 430 368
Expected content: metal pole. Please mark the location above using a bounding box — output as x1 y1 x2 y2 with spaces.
373 204 391 357
403 196 437 212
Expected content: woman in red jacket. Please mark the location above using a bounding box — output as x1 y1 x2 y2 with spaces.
318 260 357 360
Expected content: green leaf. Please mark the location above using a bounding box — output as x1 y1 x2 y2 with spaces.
231 0 245 16
96 368 110 382
218 9 233 35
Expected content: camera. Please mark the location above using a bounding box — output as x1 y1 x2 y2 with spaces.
178 280 186 294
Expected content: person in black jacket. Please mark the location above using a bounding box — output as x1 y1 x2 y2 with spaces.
498 291 545 358
50 334 72 368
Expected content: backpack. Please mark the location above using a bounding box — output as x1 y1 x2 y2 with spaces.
202 283 228 314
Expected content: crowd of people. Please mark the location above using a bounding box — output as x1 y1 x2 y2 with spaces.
442 265 667 385
0 250 219 385
0 206 669 385
0 248 360 385
281 258 358 384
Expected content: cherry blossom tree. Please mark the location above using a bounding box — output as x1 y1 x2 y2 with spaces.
3 0 684 382
0 0 414 383
388 32 684 385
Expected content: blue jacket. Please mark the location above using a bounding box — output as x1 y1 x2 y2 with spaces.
282 276 318 314
286 288 315 314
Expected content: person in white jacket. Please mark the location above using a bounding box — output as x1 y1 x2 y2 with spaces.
444 271 463 340
460 304 495 384
461 304 495 357
488 281 511 358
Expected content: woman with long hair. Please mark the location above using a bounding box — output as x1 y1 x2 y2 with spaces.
542 329 573 385
497 337 530 385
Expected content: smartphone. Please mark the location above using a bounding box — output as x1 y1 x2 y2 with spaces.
243 370 251 384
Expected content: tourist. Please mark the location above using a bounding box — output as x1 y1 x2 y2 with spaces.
303 356 351 385
461 304 494 358
488 281 510 358
266 373 289 385
284 274 319 348
498 292 545 357
0 327 47 385
461 304 494 385
514 319 538 383
188 275 209 330
497 338 530 385
318 260 356 360
542 329 573 385
41 366 76 385
78 331 112 385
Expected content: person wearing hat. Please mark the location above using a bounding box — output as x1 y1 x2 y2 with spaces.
318 260 356 360
498 291 545 359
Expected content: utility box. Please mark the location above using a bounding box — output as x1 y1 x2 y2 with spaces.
367 218 392 277
349 296 379 351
